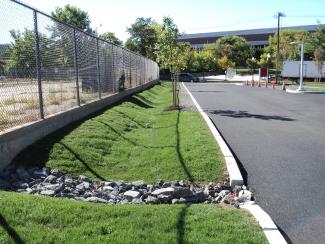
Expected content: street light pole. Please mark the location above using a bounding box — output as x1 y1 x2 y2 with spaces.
275 12 285 84
290 42 304 91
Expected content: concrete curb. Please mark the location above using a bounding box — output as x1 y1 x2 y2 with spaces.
181 82 287 244
181 82 243 187
241 203 287 244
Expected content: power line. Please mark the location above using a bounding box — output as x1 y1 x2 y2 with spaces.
287 15 325 18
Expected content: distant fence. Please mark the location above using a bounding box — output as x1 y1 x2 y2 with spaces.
0 0 159 132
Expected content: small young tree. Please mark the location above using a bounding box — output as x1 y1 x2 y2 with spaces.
314 46 325 82
155 17 190 108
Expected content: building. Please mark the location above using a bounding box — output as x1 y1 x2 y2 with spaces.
178 25 318 49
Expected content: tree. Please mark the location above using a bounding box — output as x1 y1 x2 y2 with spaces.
155 17 189 108
125 17 158 60
217 56 235 72
99 32 122 46
6 29 51 76
260 29 308 68
212 36 250 67
314 46 325 82
51 5 93 34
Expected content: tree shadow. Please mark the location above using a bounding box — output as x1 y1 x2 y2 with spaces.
176 111 194 182
177 204 190 244
209 110 295 121
134 94 157 106
59 142 107 181
0 214 24 244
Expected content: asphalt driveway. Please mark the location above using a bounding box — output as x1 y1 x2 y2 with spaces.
185 82 325 244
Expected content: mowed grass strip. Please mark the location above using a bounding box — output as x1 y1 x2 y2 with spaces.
0 191 267 244
14 82 225 183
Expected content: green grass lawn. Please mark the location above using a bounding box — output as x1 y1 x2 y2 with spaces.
14 82 225 183
0 191 267 244
287 84 325 92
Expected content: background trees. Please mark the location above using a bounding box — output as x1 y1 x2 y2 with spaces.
125 17 158 60
99 32 122 46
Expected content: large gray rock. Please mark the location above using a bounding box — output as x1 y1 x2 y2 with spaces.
145 195 159 204
40 190 55 196
43 183 63 192
132 180 145 187
76 182 90 191
44 175 57 184
152 187 175 196
124 190 141 201
86 197 108 203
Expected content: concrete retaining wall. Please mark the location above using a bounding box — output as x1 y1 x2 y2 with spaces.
0 80 159 170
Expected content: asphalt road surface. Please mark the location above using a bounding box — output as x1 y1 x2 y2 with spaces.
185 82 325 244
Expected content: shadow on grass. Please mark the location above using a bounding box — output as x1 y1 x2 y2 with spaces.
127 96 154 109
13 90 154 170
59 142 107 181
177 204 190 244
95 120 174 149
209 110 295 121
0 214 24 244
176 111 194 182
112 109 145 128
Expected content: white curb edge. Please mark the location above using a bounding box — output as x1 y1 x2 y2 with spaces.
181 82 287 244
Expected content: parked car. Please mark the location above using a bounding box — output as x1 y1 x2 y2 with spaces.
177 73 199 82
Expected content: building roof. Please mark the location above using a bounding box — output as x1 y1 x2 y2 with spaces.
179 25 318 40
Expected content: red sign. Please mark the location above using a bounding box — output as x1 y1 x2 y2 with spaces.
259 68 268 77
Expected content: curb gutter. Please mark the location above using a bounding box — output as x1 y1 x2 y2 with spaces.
181 82 287 244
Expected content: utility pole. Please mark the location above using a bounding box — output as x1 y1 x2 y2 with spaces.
275 11 285 84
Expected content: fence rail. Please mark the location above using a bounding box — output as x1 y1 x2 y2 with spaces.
0 0 159 132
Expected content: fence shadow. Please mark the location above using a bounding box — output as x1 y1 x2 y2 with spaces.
177 204 190 244
209 110 295 121
59 142 107 181
0 214 24 244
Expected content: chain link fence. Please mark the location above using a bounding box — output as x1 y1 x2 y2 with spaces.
0 0 159 132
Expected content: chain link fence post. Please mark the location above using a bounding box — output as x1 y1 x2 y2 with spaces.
73 29 81 106
96 38 101 99
33 10 44 119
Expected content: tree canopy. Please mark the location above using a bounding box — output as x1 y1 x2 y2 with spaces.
99 32 123 46
125 17 158 60
51 5 93 34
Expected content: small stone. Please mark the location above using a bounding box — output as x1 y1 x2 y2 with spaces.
152 187 175 196
132 198 143 204
103 186 114 191
33 168 49 178
172 198 179 204
25 188 34 194
86 197 108 203
218 190 230 198
145 195 159 204
79 175 91 182
238 189 252 202
233 185 242 195
170 180 179 187
158 194 172 203
40 190 55 196
132 180 145 187
43 183 63 192
162 182 171 187
76 182 90 191
124 190 141 201
44 175 57 184
104 181 116 187
50 168 62 177
203 185 210 196
120 199 129 204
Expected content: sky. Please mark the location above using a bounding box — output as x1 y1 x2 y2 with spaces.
4 0 325 43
